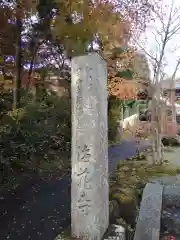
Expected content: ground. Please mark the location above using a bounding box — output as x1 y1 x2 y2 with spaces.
163 146 180 166
0 140 149 240
0 138 179 240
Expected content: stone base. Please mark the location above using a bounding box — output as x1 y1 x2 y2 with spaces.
161 207 180 234
150 176 180 237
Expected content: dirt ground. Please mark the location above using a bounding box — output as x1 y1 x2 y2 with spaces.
163 146 180 166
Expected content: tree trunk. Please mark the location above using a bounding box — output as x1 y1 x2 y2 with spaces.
27 37 40 91
156 131 163 164
156 102 163 164
27 52 35 89
150 97 163 164
13 7 22 109
170 89 177 136
120 105 124 120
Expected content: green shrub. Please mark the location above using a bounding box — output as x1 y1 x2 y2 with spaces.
0 94 71 182
162 136 180 146
108 96 122 143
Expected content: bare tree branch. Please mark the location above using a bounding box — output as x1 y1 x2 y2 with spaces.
133 0 180 164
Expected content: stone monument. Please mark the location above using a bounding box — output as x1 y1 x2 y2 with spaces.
71 53 109 239
134 183 163 240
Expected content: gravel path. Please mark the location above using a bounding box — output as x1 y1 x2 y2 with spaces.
0 140 150 240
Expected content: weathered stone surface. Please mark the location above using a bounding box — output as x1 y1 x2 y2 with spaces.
163 186 180 207
134 183 163 240
71 53 109 239
150 176 180 236
161 184 180 236
151 175 180 186
161 206 180 234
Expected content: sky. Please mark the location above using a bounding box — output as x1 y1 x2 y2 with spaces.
138 0 180 79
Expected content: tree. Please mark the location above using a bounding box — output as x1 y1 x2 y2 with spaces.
31 0 156 101
132 52 151 88
136 0 180 164
0 0 39 108
50 0 158 57
169 59 180 127
106 47 135 96
0 0 158 108
14 3 23 109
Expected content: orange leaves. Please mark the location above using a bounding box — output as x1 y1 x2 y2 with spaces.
53 0 131 56
93 2 131 51
106 48 135 80
53 0 95 55
106 47 147 100
55 0 85 14
109 79 138 100
18 0 38 13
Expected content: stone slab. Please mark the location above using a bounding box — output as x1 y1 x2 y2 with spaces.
134 183 163 240
161 184 180 235
163 186 180 207
161 206 180 234
151 175 180 186
71 53 109 239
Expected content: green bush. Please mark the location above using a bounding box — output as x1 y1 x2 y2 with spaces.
162 136 180 146
108 96 122 143
0 94 71 182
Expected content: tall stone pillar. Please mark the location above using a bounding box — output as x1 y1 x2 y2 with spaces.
71 53 109 239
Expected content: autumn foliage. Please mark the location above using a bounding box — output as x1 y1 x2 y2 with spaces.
0 0 157 182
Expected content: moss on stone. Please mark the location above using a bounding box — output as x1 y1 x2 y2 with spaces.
110 159 180 228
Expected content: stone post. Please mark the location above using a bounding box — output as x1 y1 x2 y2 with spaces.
134 183 163 240
71 53 109 239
